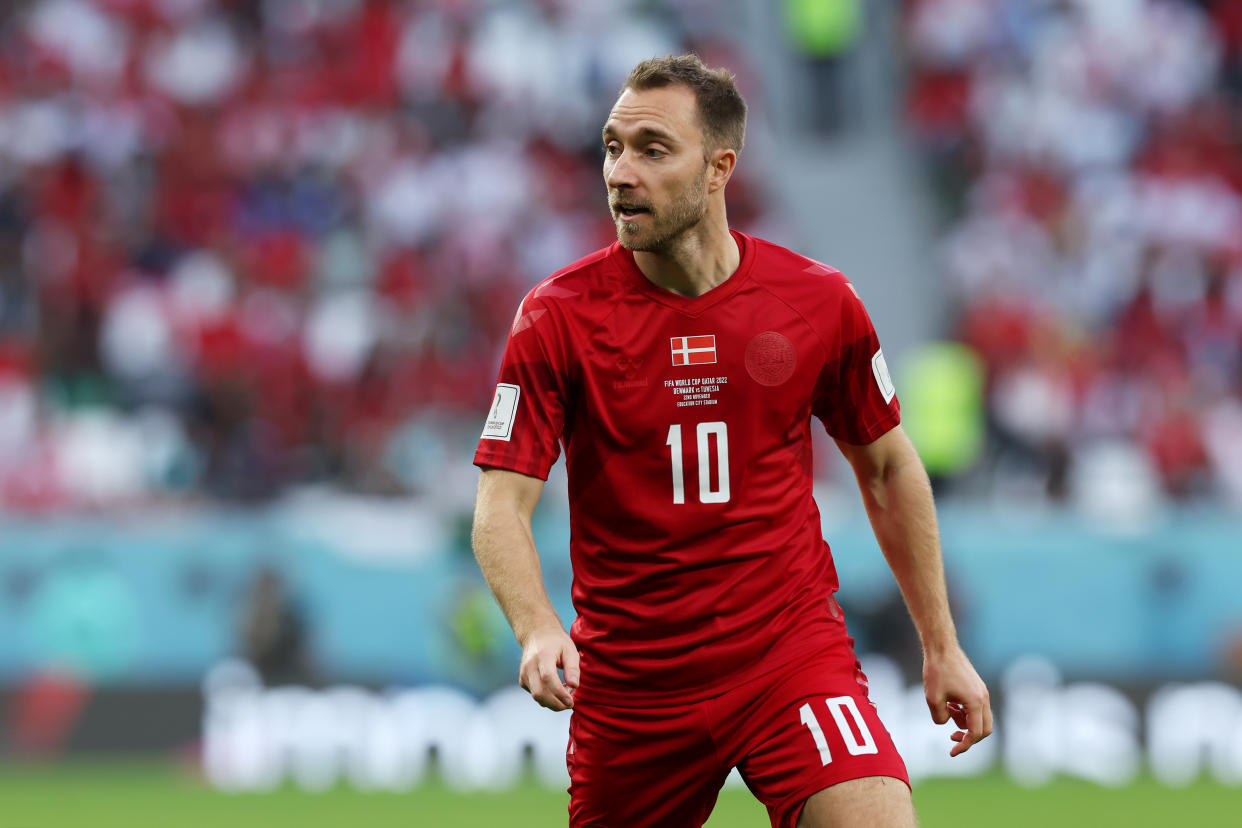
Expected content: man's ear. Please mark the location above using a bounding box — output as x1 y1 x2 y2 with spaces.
707 148 737 194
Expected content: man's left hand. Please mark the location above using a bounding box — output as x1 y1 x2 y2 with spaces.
923 645 992 757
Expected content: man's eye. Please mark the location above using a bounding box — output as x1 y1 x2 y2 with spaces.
605 145 621 157
646 148 665 158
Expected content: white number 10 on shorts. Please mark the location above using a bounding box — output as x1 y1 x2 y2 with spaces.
798 696 879 765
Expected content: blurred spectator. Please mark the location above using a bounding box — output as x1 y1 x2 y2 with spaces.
902 0 1242 509
897 340 985 492
1222 625 1242 683
783 0 865 134
0 0 771 512
237 564 312 686
6 671 91 758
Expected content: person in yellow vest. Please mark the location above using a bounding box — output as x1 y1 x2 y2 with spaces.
784 0 864 134
897 341 986 492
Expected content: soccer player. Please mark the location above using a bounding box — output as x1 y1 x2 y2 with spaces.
472 54 991 827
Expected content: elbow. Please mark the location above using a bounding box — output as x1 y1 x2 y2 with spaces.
865 454 927 510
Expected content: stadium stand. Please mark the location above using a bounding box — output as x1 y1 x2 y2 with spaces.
0 0 769 511
901 0 1242 509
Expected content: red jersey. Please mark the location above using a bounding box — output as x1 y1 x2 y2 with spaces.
474 231 900 706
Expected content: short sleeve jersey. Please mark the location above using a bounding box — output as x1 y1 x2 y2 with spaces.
474 231 900 706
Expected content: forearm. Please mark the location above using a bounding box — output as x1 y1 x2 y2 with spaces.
858 452 959 655
472 469 578 709
471 494 563 645
840 429 991 750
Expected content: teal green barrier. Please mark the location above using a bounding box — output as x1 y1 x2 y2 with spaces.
0 503 1238 687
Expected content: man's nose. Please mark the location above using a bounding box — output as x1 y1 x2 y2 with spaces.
606 150 638 189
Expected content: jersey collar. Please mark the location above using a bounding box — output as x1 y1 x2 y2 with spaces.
612 229 755 317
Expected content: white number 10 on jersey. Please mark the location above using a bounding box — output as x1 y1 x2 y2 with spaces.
665 422 730 504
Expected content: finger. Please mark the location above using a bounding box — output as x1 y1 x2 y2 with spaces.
967 703 984 743
947 701 968 729
982 696 994 739
535 690 570 711
521 663 542 699
519 660 536 694
950 706 985 756
525 667 568 711
538 661 574 709
950 731 973 757
927 695 949 725
562 644 581 690
522 661 556 708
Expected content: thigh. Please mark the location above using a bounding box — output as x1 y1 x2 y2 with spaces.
729 649 910 828
567 699 729 828
798 776 915 828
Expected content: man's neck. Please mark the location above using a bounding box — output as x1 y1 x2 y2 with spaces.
632 213 740 299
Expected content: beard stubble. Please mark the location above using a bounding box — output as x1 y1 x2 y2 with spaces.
614 167 709 253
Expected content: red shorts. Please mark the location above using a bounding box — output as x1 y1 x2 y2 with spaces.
565 640 908 828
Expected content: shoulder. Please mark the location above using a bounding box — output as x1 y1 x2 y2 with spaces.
534 245 613 295
511 243 623 336
523 244 625 306
744 234 865 325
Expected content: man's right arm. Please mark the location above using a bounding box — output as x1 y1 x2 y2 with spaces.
472 467 579 710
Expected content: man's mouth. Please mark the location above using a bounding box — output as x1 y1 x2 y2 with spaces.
614 204 652 221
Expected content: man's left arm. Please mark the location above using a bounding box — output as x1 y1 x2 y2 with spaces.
836 424 993 756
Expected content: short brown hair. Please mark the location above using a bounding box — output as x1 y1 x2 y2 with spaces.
622 54 747 154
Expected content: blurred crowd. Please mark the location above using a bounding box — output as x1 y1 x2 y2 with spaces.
903 0 1242 508
6 0 1237 514
0 0 767 510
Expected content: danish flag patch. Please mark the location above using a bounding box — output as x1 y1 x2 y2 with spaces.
670 335 717 366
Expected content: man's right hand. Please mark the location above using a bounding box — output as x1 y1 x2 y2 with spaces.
518 624 580 711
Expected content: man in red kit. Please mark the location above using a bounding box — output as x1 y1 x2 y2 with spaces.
472 54 991 827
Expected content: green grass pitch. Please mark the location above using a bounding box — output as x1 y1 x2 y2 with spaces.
0 760 1235 827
